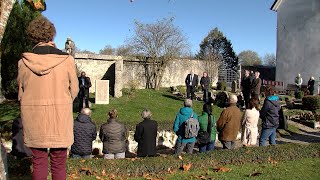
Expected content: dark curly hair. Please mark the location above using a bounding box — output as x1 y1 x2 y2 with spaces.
26 15 56 44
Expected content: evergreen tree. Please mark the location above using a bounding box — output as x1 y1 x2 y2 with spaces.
0 1 39 98
197 27 238 72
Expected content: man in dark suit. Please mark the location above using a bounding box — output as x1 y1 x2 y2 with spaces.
78 71 92 112
185 70 199 100
250 71 262 102
241 70 251 108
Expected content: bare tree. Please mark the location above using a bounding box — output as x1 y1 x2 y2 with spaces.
238 50 262 66
128 17 189 89
115 45 134 56
200 45 223 83
263 53 276 67
99 45 115 55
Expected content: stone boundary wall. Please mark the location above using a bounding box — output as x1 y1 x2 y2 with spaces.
74 53 218 96
122 58 211 89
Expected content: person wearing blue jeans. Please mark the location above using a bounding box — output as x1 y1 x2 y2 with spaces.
259 86 280 147
259 128 277 146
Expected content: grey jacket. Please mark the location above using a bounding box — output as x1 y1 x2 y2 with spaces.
99 119 127 154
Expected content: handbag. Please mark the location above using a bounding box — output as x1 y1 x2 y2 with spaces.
197 114 212 144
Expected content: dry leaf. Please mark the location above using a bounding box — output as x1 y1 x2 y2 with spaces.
178 155 183 160
213 167 231 172
80 167 93 176
199 175 206 179
268 157 278 164
102 169 106 176
80 159 86 163
248 172 263 177
95 176 102 179
109 174 116 180
168 167 177 174
182 163 192 171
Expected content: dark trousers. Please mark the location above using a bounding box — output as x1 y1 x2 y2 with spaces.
186 85 196 100
31 148 67 180
202 89 209 103
78 96 89 112
220 141 235 149
243 91 250 108
308 88 314 95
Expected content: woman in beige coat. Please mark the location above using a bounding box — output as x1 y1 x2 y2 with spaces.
17 15 79 180
241 98 260 146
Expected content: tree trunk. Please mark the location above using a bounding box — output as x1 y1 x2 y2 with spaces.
0 0 16 103
0 1 16 179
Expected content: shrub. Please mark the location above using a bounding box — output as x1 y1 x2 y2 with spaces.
295 91 304 99
302 95 320 111
217 81 226 91
215 91 228 108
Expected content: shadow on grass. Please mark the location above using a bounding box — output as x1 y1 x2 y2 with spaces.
7 154 32 180
162 94 185 101
278 129 320 143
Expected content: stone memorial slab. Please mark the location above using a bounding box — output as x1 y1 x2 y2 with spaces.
95 80 109 104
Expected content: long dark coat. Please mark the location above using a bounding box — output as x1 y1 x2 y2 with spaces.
134 119 158 157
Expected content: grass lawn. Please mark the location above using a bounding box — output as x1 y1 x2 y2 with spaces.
160 158 320 180
0 89 223 130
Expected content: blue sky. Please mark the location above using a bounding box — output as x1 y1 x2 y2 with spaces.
43 0 277 57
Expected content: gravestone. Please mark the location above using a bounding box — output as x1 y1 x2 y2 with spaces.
95 80 109 104
231 80 237 93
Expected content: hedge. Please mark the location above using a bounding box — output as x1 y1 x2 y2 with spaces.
302 95 320 111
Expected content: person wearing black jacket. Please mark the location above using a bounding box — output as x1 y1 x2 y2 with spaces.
200 72 210 103
185 70 199 100
241 70 251 108
71 108 97 158
134 109 158 157
250 71 262 101
11 117 32 158
307 76 315 95
259 86 280 146
78 71 92 112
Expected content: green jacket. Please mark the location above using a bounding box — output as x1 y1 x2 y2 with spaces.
198 112 216 141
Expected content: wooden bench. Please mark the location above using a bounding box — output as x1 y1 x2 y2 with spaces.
286 84 308 95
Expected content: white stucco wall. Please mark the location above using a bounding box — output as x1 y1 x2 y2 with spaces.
275 0 320 89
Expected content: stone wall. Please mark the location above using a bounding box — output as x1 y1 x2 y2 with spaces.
75 53 218 96
122 58 212 89
275 0 320 89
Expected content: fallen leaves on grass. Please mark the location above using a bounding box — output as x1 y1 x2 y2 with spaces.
213 167 231 172
191 175 214 180
178 155 183 160
268 157 278 164
79 167 93 176
167 167 177 174
181 163 192 171
101 169 106 176
248 172 263 177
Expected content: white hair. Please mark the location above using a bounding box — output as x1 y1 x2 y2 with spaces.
81 108 92 116
141 109 152 119
184 99 193 107
229 94 238 104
